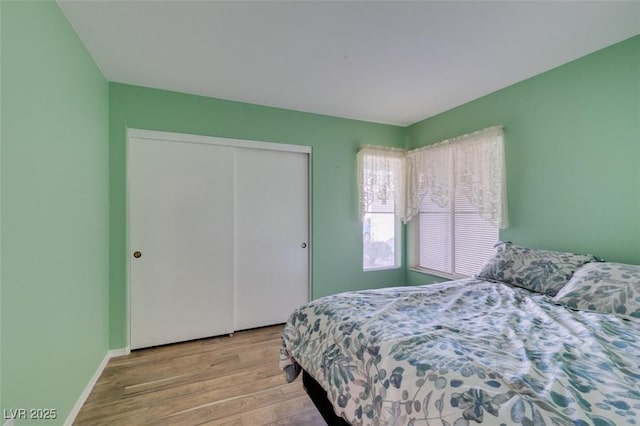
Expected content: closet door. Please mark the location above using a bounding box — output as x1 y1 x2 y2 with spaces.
129 137 234 349
234 148 309 330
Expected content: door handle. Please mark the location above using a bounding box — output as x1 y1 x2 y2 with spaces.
300 243 307 248
133 251 142 258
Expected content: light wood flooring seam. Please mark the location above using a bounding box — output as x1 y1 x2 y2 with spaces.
73 325 327 426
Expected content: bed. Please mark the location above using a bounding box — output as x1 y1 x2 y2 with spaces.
279 243 640 425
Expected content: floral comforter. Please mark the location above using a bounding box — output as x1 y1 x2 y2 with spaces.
279 279 640 426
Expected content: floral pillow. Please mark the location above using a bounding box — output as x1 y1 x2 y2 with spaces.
476 241 599 296
553 262 640 320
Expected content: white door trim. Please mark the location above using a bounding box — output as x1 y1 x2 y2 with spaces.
127 128 311 154
125 128 312 350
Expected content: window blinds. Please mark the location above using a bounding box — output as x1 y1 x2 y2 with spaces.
357 126 507 276
412 126 506 276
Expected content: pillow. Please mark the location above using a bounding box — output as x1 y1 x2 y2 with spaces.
552 262 640 320
476 241 598 296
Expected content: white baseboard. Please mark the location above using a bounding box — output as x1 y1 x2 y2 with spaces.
109 346 131 357
63 347 129 426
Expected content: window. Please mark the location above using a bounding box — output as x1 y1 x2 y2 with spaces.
357 146 405 271
356 127 506 275
362 182 400 270
408 126 507 277
417 178 500 277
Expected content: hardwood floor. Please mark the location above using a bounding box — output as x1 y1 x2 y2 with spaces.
74 325 327 425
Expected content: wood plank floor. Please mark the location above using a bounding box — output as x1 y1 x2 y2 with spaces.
74 325 327 425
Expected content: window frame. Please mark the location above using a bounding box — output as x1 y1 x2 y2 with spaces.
357 145 406 272
412 200 499 279
358 127 505 276
407 126 505 278
407 219 467 280
362 209 402 272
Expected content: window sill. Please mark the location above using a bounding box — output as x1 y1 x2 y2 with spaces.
409 266 469 281
364 265 402 272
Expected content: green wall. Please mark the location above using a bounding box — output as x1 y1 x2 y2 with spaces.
406 35 640 285
1 1 110 423
2 0 638 418
109 83 406 348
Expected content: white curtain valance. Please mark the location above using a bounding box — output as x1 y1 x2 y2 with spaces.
357 145 407 222
357 125 508 228
405 126 508 228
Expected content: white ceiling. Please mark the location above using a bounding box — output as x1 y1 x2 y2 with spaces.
58 1 640 126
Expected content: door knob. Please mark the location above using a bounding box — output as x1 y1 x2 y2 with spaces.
300 243 307 248
133 251 142 258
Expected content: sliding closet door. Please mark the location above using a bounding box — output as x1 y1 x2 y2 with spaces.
129 137 234 349
234 148 309 330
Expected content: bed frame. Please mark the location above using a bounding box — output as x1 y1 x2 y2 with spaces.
302 370 351 425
